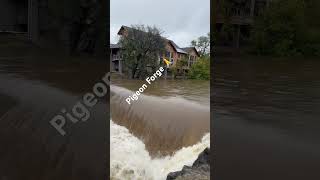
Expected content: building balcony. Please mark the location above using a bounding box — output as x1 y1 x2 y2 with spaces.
216 14 254 25
112 55 122 61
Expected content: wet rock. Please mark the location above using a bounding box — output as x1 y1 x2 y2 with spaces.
166 148 210 180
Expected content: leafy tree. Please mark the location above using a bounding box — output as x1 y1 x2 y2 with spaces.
251 0 320 56
191 33 211 56
188 56 210 80
119 25 166 79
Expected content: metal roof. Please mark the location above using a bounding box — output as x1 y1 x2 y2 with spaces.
116 25 197 55
168 40 188 54
181 47 200 57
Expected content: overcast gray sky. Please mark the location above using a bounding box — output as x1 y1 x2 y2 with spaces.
110 0 210 47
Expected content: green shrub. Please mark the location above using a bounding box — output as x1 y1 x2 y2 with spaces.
251 0 320 56
188 56 210 80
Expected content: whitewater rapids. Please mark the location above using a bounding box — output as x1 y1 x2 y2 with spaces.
110 120 210 180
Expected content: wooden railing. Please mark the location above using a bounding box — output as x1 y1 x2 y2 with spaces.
112 55 121 61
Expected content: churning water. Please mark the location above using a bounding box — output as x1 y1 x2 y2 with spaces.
110 120 210 180
110 79 210 180
0 57 210 179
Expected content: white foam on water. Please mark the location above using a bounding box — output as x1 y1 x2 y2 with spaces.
110 120 210 180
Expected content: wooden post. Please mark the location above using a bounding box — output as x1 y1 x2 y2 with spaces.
28 0 39 43
110 48 113 72
266 0 271 7
250 0 256 17
119 58 122 74
234 25 240 48
164 67 167 79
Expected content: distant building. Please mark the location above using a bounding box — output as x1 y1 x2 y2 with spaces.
216 0 271 47
0 0 105 55
110 43 122 73
111 25 200 74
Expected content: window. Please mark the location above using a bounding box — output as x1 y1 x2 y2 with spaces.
165 51 171 58
189 55 196 66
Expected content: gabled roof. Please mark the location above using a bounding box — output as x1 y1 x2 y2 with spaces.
117 25 194 55
117 25 130 35
168 40 188 54
181 47 200 57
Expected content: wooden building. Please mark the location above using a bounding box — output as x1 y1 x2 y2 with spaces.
110 43 122 73
111 25 200 74
0 0 105 56
0 0 40 43
216 0 271 47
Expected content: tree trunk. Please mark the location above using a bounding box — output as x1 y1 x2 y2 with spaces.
131 63 138 79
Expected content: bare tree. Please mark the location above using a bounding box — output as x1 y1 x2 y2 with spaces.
191 32 210 56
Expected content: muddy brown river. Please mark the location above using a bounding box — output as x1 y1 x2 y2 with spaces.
0 56 108 180
213 57 320 179
111 79 210 156
110 78 210 179
4 53 320 179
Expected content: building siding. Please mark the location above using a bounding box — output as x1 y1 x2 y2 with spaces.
0 0 28 32
111 26 200 74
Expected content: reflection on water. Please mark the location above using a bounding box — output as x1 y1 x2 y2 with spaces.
0 58 108 180
213 57 320 179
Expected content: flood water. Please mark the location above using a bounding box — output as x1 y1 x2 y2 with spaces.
213 57 320 179
110 78 210 179
0 56 108 180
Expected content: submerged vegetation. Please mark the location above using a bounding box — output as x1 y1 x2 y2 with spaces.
171 55 210 80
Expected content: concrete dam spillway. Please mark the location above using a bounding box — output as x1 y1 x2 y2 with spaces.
110 85 210 156
110 80 210 179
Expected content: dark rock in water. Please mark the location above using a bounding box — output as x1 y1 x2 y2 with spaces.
167 148 210 180
193 147 210 167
